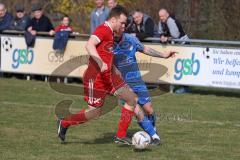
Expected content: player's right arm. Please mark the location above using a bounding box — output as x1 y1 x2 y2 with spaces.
142 46 176 58
85 36 108 72
130 34 176 59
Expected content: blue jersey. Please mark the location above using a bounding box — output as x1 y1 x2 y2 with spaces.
113 33 151 106
113 33 144 84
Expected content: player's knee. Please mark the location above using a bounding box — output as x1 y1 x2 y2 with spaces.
145 109 153 115
118 86 138 107
143 103 153 115
86 106 103 119
126 94 138 107
144 106 153 115
125 99 135 107
92 108 103 118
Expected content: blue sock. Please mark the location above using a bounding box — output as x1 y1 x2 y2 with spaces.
148 113 156 128
138 115 156 137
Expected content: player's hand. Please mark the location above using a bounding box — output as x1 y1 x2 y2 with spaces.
49 30 55 36
100 62 108 72
165 51 177 58
160 36 168 43
30 30 37 36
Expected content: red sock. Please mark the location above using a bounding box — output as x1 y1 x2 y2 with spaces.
61 109 87 128
116 107 134 138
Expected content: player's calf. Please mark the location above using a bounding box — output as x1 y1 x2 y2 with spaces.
143 103 157 131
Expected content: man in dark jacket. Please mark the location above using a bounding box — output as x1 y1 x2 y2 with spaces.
27 4 55 36
10 4 30 31
0 3 13 32
126 10 155 41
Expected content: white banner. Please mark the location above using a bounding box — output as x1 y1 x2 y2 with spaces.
208 48 240 89
1 35 240 89
1 35 88 77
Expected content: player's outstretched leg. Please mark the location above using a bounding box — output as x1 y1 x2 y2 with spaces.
57 107 103 142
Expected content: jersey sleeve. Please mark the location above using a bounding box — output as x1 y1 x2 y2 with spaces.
132 36 144 52
91 26 106 43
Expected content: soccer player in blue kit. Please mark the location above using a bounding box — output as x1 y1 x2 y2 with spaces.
113 29 175 145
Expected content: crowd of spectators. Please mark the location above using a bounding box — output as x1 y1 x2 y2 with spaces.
0 1 190 92
0 3 54 34
0 1 189 43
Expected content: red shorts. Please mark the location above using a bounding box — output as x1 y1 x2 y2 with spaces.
83 63 125 108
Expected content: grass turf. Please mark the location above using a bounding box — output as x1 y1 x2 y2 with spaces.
0 77 240 160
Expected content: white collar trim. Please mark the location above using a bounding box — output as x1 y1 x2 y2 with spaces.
105 21 113 32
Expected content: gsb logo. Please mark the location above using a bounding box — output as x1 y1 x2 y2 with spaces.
174 53 200 80
12 49 34 69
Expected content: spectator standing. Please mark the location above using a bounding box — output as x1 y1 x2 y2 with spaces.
10 4 30 31
108 0 118 10
0 3 13 32
90 0 109 33
27 4 55 36
126 10 155 41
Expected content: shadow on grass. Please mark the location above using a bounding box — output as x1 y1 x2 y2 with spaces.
133 148 152 152
83 129 140 145
62 129 140 145
82 132 116 145
59 130 158 152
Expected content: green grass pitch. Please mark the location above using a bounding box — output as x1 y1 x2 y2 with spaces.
0 77 240 160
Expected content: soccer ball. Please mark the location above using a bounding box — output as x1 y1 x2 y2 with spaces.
2 37 13 52
132 131 151 149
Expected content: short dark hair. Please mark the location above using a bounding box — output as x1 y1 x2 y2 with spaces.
108 5 128 20
132 9 142 16
61 14 69 20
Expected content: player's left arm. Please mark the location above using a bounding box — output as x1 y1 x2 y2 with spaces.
141 46 176 58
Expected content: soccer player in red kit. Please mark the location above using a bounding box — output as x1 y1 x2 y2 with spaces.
57 6 142 144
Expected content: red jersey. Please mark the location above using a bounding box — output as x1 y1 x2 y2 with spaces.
55 25 73 32
83 22 126 107
90 22 114 71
